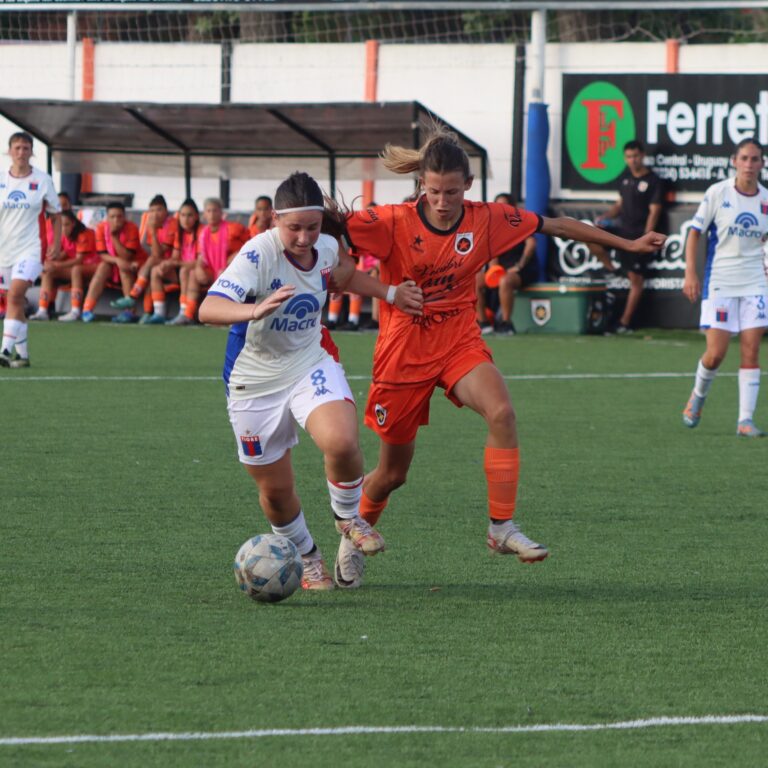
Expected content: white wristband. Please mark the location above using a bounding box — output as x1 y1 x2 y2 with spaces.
385 285 397 304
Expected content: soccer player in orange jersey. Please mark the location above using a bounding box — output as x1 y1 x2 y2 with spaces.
164 198 201 325
81 202 143 323
31 210 99 322
111 195 178 323
247 195 273 238
335 126 666 588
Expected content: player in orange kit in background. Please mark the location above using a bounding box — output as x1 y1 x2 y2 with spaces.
336 126 666 588
247 195 273 238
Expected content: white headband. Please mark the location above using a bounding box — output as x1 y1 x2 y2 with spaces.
274 205 325 214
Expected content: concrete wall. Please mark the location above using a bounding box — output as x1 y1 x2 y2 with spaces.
3 39 767 212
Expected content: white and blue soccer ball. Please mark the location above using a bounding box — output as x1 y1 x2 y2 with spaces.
234 534 303 603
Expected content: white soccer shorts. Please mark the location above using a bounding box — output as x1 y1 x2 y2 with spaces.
227 359 355 465
0 256 44 289
700 295 768 333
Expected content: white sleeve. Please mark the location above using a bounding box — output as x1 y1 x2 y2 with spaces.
691 186 717 233
208 247 261 304
43 174 60 214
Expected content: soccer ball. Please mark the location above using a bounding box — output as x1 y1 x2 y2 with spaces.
233 534 303 604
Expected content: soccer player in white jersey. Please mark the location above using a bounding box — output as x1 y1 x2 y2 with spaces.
199 172 423 590
0 132 61 368
682 137 768 437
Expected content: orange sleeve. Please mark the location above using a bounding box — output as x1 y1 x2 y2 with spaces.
345 206 396 262
95 222 107 253
487 204 541 259
76 229 97 254
123 222 140 251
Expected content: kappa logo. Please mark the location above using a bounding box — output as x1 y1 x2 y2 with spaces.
455 232 474 255
375 403 387 426
270 278 283 290
565 81 636 184
244 250 260 265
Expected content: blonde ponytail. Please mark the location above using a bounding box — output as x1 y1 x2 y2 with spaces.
380 123 470 179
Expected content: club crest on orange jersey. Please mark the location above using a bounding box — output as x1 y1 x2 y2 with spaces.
375 403 387 426
455 232 474 255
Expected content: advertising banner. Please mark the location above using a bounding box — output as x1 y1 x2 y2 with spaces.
562 74 768 193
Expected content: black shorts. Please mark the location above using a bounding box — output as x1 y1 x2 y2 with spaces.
497 253 539 287
614 249 651 277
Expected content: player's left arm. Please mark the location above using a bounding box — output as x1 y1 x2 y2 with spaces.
541 216 666 254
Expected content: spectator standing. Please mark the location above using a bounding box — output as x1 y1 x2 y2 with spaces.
596 140 664 333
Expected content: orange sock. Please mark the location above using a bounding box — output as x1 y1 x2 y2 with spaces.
71 290 83 311
179 293 188 309
184 299 198 320
143 291 153 314
38 290 51 311
484 446 519 521
360 490 388 527
327 295 343 322
130 275 148 299
349 295 362 323
83 297 97 312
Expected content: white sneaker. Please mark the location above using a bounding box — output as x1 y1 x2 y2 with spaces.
300 548 334 591
335 516 386 555
487 520 549 563
334 536 365 588
29 308 49 321
57 310 81 323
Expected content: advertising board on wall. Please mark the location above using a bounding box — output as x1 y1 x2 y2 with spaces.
562 74 768 193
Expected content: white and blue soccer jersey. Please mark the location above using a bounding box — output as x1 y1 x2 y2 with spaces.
691 177 768 299
0 166 59 268
209 228 340 399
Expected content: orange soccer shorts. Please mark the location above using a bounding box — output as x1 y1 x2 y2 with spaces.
364 343 492 444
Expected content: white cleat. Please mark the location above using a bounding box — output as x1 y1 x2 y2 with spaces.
334 536 365 589
487 520 549 563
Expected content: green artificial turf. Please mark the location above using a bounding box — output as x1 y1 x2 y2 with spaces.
1 324 766 767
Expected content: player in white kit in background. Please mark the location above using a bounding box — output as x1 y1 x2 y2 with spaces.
199 172 423 589
682 137 768 437
0 132 61 368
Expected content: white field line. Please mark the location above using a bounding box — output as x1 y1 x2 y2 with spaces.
2 715 767 747
0 372 744 383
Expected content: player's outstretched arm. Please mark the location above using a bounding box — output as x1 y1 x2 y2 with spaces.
344 268 423 316
541 216 666 254
199 285 295 325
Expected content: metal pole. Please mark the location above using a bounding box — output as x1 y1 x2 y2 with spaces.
530 9 546 103
511 43 525 202
66 11 77 101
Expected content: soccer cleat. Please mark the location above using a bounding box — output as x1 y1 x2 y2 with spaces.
487 520 549 563
145 313 167 325
300 549 335 591
29 308 49 321
737 419 766 438
111 310 137 324
9 353 30 369
478 321 494 336
494 320 516 336
81 310 95 323
110 296 136 310
615 323 633 335
335 516 386 556
338 321 360 332
57 310 81 323
334 536 365 589
0 349 12 367
166 313 192 326
682 391 705 428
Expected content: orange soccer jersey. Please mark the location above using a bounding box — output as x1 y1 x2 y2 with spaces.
95 220 142 258
145 215 179 256
346 198 541 387
62 228 99 265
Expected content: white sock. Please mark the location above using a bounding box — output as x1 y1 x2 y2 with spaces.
271 510 314 556
327 476 363 519
153 300 166 317
14 322 28 358
738 368 761 422
327 311 339 323
1 318 22 355
347 314 360 325
694 359 718 398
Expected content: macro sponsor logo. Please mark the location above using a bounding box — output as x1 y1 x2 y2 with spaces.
269 293 320 332
728 211 763 238
565 81 636 184
215 278 246 298
3 189 30 209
